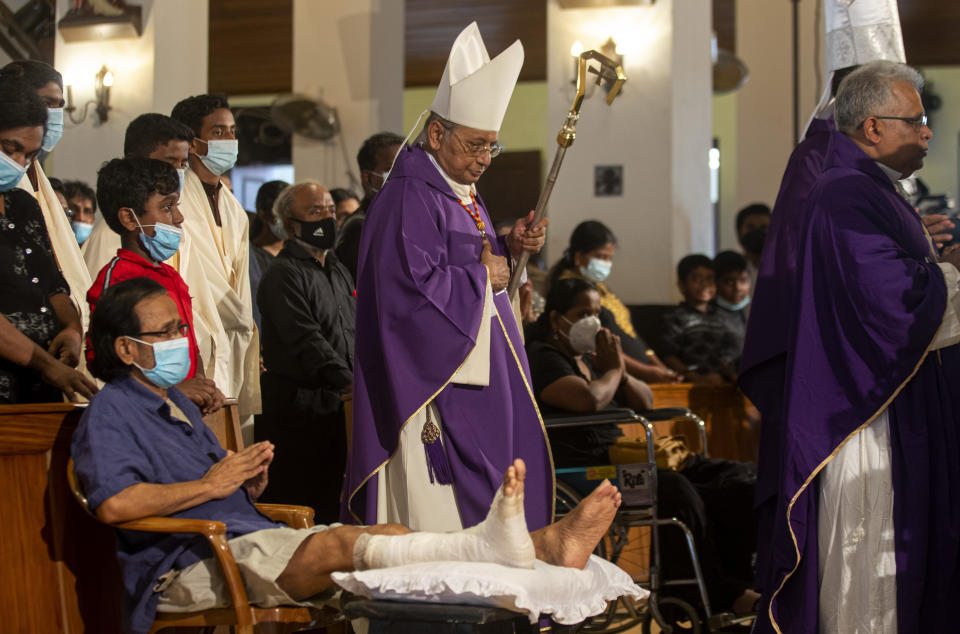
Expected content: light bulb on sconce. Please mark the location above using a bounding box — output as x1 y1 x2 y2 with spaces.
94 65 113 123
65 64 114 125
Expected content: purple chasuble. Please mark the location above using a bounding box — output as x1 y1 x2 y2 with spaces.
741 130 960 633
341 145 554 530
741 117 834 601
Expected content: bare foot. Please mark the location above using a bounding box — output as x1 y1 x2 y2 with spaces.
503 458 526 500
532 479 622 570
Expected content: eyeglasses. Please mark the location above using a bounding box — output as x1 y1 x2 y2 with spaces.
450 130 504 159
860 113 928 131
135 323 190 339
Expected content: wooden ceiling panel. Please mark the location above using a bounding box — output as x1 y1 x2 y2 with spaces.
899 0 960 66
405 0 547 87
209 0 292 95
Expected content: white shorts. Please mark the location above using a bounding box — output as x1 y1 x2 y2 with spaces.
156 524 338 612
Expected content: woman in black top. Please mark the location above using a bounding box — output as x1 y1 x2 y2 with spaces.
527 277 653 466
0 88 95 403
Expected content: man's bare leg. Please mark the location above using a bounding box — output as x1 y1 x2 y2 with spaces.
276 523 410 600
532 479 622 570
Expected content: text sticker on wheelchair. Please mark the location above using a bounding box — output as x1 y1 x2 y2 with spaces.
616 464 655 506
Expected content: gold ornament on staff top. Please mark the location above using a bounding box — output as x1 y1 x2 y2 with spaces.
507 49 627 297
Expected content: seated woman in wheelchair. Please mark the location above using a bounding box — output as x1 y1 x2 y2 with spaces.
526 277 760 617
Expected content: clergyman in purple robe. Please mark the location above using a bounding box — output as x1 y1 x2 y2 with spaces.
741 61 960 634
341 23 553 533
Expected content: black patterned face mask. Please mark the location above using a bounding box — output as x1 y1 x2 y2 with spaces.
293 216 337 250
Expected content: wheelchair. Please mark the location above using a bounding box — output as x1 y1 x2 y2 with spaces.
546 408 754 634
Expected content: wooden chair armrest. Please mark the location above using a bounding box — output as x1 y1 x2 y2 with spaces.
113 516 227 537
256 503 316 529
112 515 254 628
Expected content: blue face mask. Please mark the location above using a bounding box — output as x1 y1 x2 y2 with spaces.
71 220 93 244
580 258 612 283
176 168 186 194
716 295 751 312
134 215 183 262
196 138 238 175
0 150 29 192
127 335 191 388
41 107 64 153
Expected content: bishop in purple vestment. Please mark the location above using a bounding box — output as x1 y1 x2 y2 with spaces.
342 141 553 530
340 22 552 533
742 62 960 634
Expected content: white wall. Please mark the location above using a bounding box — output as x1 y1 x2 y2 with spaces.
918 66 960 207
291 0 403 189
732 0 820 228
51 0 208 187
546 0 712 304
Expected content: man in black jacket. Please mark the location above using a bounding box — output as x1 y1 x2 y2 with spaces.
255 180 355 523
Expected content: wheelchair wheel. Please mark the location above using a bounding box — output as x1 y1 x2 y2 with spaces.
554 480 607 560
640 597 702 634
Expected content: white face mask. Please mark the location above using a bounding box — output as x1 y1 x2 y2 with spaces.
560 314 602 354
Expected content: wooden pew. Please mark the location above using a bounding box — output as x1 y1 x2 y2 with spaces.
650 382 759 463
0 399 242 633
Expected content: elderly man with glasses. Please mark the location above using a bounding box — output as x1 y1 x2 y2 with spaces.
342 23 551 534
743 60 960 634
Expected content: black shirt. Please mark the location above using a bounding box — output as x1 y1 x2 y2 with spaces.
0 188 70 402
526 339 624 467
710 300 747 357
257 240 355 396
659 303 740 375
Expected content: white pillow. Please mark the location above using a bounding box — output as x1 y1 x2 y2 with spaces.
331 555 647 625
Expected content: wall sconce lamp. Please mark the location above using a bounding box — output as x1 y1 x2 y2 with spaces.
65 65 114 125
570 38 625 96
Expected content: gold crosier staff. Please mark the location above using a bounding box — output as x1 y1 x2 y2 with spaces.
507 50 627 298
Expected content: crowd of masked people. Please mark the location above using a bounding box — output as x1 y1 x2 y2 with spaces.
0 57 767 619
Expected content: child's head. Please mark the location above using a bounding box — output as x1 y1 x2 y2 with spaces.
713 250 750 306
123 113 193 168
97 157 182 239
677 254 715 305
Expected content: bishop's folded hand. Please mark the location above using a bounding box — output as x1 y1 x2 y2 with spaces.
481 237 510 291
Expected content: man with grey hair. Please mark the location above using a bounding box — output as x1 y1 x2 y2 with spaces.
745 59 960 634
254 180 355 524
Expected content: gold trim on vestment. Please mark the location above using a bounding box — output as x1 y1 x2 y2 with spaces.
346 279 491 524
768 272 949 634
493 302 557 524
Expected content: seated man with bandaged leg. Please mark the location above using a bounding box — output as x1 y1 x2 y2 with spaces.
72 276 626 634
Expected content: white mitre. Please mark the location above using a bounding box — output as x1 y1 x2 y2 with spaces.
430 21 524 132
807 0 906 130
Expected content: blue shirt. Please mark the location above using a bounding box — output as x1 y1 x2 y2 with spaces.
71 377 280 633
